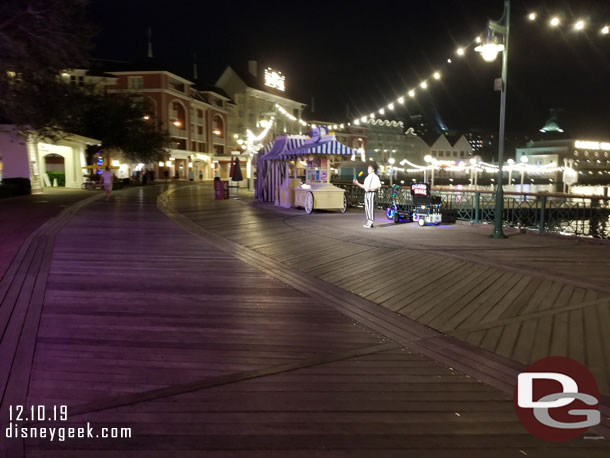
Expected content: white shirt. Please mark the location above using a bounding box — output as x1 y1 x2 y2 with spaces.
101 171 114 186
363 173 381 192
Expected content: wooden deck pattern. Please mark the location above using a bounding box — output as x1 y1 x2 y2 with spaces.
165 185 610 397
0 183 607 456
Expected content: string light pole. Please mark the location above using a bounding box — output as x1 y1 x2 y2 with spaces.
476 0 510 239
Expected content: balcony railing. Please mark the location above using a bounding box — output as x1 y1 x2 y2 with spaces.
336 184 610 239
169 125 187 138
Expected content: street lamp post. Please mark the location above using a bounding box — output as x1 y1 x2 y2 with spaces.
520 155 528 192
388 157 395 186
477 0 510 239
507 158 514 188
424 155 432 184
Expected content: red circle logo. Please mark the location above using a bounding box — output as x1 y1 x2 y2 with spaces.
514 356 600 442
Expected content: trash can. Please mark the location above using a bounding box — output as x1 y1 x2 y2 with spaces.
214 180 229 199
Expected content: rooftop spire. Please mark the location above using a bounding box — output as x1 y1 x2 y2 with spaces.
147 27 153 58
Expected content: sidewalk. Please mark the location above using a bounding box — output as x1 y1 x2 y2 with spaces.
0 183 607 456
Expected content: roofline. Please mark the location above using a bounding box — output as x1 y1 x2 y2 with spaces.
108 70 193 85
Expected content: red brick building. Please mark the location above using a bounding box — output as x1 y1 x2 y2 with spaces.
102 61 232 181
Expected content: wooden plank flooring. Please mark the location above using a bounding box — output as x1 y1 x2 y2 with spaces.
0 183 606 456
166 185 610 397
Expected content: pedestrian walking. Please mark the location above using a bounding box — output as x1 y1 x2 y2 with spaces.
353 164 381 228
100 166 114 201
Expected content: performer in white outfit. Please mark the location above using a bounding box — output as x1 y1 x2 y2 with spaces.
353 164 381 228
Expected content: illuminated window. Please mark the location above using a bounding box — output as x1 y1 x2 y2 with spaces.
213 116 224 138
128 76 143 89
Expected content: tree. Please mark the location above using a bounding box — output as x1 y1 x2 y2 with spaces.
65 90 170 164
0 0 94 136
0 1 169 162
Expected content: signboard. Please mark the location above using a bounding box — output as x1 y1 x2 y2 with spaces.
264 68 285 92
574 140 610 151
411 183 429 197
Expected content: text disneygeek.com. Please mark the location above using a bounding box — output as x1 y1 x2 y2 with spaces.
5 405 131 442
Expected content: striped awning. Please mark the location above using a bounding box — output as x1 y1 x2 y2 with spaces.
260 135 358 161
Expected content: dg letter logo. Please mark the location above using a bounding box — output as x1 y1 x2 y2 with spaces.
514 356 601 442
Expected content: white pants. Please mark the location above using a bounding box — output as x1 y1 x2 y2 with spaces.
364 191 375 223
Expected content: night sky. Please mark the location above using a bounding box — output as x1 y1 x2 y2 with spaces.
88 0 610 138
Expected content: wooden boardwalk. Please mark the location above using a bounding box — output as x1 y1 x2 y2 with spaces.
0 183 607 456
164 185 610 398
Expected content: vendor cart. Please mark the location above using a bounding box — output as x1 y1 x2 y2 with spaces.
295 183 347 214
257 127 356 214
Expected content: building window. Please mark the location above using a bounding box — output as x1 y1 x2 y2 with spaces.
197 126 203 135
173 139 186 150
213 116 224 138
214 145 224 155
70 75 84 86
128 76 143 89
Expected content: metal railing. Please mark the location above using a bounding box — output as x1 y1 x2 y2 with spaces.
336 184 610 239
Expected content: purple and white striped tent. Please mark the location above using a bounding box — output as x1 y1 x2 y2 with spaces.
255 135 359 202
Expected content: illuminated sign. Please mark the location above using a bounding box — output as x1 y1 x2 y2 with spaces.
411 183 429 196
574 140 610 151
264 68 285 92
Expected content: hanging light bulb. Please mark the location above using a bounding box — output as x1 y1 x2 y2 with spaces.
397 96 405 104
574 19 585 31
602 25 610 34
378 108 385 115
550 17 560 27
433 72 441 80
420 81 428 89
408 89 415 97
456 47 465 56
528 12 537 21
387 103 394 110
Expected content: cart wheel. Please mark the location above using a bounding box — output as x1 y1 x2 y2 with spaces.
304 192 314 214
340 194 348 213
418 218 426 227
386 208 394 220
393 213 400 224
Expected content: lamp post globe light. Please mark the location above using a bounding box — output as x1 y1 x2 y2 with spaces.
424 154 432 184
476 0 510 239
388 157 395 185
520 154 528 191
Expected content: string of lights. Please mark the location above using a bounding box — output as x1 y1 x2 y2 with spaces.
245 9 610 157
346 9 609 128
